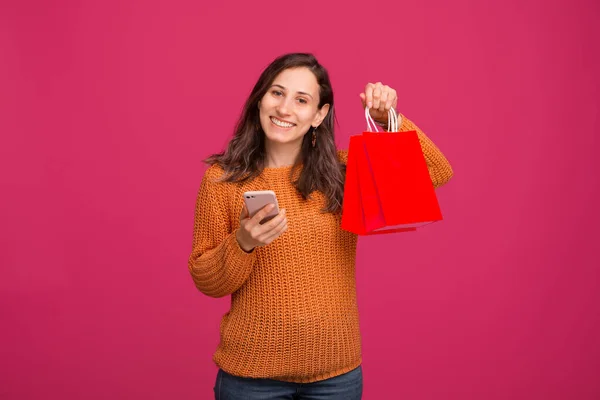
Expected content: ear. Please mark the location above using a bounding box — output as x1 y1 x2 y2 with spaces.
313 103 330 127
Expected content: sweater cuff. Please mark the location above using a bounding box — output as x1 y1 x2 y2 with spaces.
191 231 257 298
219 231 257 289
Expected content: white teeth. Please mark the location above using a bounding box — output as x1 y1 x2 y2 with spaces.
270 117 294 128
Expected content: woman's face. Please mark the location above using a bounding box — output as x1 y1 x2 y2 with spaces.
258 67 330 148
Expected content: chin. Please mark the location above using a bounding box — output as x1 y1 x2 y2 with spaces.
262 127 295 144
264 134 296 146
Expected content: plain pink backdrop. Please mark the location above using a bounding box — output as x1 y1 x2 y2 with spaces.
1 0 599 398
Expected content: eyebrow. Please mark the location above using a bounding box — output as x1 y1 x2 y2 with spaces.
271 84 314 99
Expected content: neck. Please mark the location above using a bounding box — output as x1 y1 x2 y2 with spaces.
264 140 302 168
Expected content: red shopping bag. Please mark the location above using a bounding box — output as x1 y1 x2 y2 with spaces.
341 108 443 235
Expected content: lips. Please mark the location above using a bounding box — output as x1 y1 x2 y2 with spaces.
270 116 296 128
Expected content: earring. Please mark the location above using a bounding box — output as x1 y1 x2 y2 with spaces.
312 127 317 148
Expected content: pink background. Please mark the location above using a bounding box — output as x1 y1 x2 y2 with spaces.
1 0 599 398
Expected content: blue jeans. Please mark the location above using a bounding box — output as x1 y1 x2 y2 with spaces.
213 365 363 399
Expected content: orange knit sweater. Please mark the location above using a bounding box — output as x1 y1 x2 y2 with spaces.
188 114 453 383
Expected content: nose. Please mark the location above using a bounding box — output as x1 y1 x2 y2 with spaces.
276 95 293 116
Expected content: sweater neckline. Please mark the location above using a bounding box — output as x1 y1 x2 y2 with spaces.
264 165 295 170
262 163 302 171
260 163 303 180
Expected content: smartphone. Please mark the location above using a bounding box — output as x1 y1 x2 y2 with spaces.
243 190 280 224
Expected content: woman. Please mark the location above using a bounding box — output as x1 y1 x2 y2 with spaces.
188 53 453 399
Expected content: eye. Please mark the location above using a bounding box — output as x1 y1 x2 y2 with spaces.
272 90 283 96
297 98 308 104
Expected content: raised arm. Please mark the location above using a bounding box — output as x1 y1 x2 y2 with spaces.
359 82 453 188
399 114 453 188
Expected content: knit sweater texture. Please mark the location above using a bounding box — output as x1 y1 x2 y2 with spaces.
188 114 453 383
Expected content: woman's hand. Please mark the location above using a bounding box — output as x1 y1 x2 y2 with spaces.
359 82 398 126
236 203 288 252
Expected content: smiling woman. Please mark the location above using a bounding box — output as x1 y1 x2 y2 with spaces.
259 69 330 162
188 53 453 399
204 53 345 214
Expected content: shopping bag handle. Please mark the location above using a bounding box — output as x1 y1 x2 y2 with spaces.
365 106 401 132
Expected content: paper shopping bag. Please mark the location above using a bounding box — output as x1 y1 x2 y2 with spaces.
340 107 443 235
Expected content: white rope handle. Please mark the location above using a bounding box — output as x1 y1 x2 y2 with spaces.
365 106 401 132
365 106 379 132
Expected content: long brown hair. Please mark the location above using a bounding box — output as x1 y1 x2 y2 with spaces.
205 53 345 213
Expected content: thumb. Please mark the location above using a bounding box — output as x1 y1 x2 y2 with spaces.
240 203 249 221
359 93 366 107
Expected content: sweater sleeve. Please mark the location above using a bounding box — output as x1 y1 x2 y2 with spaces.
337 149 349 165
187 165 256 298
399 114 454 188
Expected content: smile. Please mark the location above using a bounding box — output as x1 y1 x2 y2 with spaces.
270 117 296 128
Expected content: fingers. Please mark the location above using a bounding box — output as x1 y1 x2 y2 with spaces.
249 207 286 236
260 208 286 231
378 90 388 113
386 88 397 111
363 82 397 113
237 203 289 250
372 83 383 110
262 222 288 245
364 83 375 109
256 212 288 243
364 82 384 109
249 203 276 226
359 93 366 108
244 208 287 247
